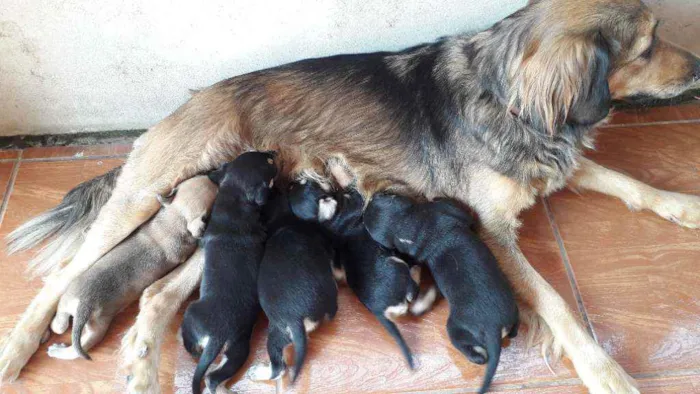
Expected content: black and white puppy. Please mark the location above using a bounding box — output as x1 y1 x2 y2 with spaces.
291 181 431 369
180 151 277 394
248 185 338 383
363 194 519 394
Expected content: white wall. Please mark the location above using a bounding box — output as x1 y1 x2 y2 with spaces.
0 0 697 136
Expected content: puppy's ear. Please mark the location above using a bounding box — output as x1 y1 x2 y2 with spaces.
208 166 226 185
510 31 611 133
251 182 270 206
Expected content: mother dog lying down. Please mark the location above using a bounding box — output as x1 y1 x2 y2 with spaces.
2 0 700 392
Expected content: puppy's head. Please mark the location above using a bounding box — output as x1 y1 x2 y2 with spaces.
288 179 337 222
363 193 414 249
208 151 278 206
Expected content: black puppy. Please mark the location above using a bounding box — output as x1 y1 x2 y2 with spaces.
248 186 338 383
291 181 425 369
180 151 277 394
363 194 519 394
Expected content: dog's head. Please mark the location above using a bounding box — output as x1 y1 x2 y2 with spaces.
208 151 278 206
492 0 699 132
288 179 338 222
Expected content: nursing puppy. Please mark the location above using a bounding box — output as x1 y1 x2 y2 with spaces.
249 186 338 383
364 194 518 394
180 151 277 394
45 175 217 360
290 181 428 369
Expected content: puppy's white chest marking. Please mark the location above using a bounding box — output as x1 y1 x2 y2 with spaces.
318 197 338 221
398 238 414 245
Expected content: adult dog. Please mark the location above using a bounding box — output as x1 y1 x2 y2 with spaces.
2 0 699 392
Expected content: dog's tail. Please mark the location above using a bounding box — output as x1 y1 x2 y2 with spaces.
290 320 308 384
479 331 503 394
71 303 94 360
6 166 121 277
376 314 415 369
192 336 225 394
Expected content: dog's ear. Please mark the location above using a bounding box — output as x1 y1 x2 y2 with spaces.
510 31 611 133
208 166 226 185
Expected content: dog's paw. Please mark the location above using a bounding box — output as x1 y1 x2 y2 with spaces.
574 349 639 394
122 335 160 394
187 216 207 239
651 191 700 229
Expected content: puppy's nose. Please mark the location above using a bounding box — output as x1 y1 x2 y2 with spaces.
693 57 700 83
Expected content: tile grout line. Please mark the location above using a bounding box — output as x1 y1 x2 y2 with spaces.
601 118 700 128
542 197 598 342
0 152 23 230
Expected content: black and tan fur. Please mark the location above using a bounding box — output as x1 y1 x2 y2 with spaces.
3 1 699 393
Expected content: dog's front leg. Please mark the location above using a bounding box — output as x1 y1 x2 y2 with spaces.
475 216 638 394
570 157 700 228
121 248 205 394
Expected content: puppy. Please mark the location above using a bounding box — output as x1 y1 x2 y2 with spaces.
363 194 519 394
46 175 217 360
180 151 277 394
248 186 338 383
290 181 430 369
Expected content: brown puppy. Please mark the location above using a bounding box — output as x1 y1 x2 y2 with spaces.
2 1 699 392
46 176 217 360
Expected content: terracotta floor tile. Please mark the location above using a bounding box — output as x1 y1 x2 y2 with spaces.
22 143 132 160
0 150 21 160
584 123 700 193
0 161 17 216
492 383 588 393
607 102 700 126
636 374 700 394
548 189 700 375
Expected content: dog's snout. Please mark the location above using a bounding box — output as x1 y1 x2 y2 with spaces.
692 57 700 82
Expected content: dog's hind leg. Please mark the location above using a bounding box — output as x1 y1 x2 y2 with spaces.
249 325 289 382
121 248 205 394
205 340 252 393
0 98 246 381
570 157 700 229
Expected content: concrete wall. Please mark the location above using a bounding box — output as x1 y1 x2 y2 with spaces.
0 0 697 136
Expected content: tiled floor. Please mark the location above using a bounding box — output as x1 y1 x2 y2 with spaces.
0 103 699 393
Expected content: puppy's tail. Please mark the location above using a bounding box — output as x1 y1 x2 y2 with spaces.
290 320 307 384
6 166 121 278
479 332 503 394
192 337 225 394
71 303 94 360
377 314 414 369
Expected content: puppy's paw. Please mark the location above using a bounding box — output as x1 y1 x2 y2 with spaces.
574 349 639 394
248 364 274 381
650 190 700 229
187 216 207 239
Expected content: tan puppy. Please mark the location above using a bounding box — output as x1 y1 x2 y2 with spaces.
46 176 217 360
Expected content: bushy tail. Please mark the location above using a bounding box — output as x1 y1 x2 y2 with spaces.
6 166 121 277
192 337 225 394
290 321 307 384
71 304 93 360
377 314 414 369
479 332 503 394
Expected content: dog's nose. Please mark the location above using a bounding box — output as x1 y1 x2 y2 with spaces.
693 57 700 83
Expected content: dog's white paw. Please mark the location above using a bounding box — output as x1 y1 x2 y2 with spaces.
574 350 639 394
651 191 700 229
